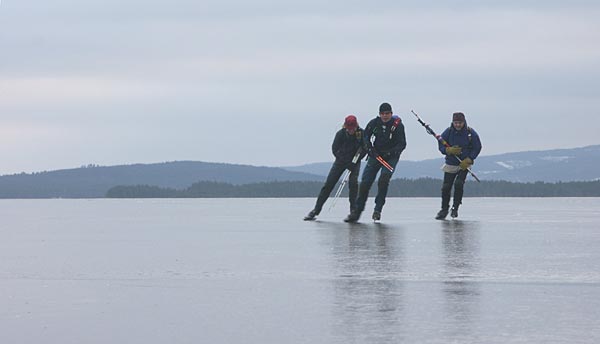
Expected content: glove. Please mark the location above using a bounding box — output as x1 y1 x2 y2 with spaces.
445 145 462 156
459 157 473 170
368 147 380 158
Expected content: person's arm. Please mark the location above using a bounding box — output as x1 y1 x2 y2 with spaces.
469 129 482 160
391 123 407 156
380 122 406 157
331 129 344 159
363 119 378 157
356 128 367 161
438 128 451 155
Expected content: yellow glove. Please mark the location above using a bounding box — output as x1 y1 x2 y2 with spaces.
446 145 462 156
459 157 473 170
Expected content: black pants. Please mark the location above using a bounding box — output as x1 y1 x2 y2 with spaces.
313 161 360 214
441 170 468 210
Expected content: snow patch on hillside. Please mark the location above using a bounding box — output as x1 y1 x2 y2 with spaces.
540 156 571 162
495 160 533 170
496 162 514 170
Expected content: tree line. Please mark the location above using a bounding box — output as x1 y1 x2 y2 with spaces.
106 178 600 198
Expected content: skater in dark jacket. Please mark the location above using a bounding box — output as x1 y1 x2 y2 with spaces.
344 102 406 223
304 115 366 221
435 112 482 220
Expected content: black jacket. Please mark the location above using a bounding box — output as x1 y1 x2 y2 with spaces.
363 116 407 158
332 128 366 163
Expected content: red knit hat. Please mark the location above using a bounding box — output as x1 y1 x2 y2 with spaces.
344 115 358 130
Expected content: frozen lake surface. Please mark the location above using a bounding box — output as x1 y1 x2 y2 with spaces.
1 198 600 343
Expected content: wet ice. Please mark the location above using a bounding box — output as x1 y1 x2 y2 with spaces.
1 198 599 343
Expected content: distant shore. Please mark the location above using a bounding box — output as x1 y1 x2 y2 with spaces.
104 178 600 198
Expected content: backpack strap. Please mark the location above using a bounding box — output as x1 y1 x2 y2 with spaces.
389 116 402 139
391 117 402 132
467 126 473 149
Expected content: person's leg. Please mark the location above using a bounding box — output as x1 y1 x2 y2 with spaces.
436 172 457 220
373 155 399 213
451 169 469 217
345 157 378 222
305 163 345 220
354 158 379 213
313 162 346 214
442 172 457 210
347 161 360 212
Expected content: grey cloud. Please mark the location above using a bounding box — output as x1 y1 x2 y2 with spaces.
0 1 599 173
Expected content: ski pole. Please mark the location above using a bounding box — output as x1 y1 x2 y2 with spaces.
375 155 394 172
411 110 481 183
328 149 362 211
329 170 350 211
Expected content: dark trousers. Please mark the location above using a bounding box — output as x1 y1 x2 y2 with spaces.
313 161 361 214
441 170 468 210
354 155 399 213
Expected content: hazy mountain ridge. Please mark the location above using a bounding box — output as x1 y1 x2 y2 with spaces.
282 145 600 182
1 146 598 198
0 161 323 198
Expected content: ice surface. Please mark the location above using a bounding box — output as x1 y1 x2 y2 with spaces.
1 198 599 343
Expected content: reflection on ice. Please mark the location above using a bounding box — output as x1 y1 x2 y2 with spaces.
441 220 480 281
441 220 481 338
324 224 405 343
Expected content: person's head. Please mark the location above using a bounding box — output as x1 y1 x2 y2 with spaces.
379 103 393 123
452 112 466 130
344 115 358 134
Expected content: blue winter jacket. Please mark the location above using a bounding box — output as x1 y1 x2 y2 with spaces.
438 122 482 166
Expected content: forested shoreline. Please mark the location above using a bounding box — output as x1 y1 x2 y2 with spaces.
106 178 600 198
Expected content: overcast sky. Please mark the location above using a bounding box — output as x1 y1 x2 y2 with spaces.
1 0 599 174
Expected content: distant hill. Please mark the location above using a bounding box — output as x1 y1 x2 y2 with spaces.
0 161 323 198
282 145 600 182
2 145 599 199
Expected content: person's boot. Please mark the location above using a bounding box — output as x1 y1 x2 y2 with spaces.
436 208 449 220
450 206 459 218
303 209 318 221
372 210 381 222
344 210 361 223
